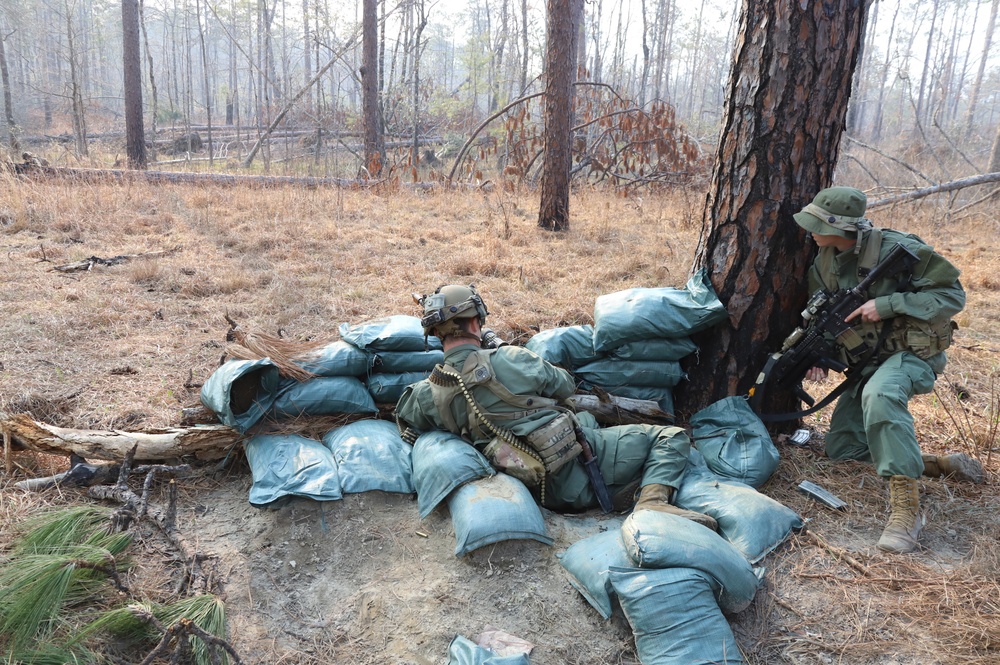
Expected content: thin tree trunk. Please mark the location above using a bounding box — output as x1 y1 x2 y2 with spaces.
65 2 88 156
362 0 384 176
965 0 998 140
538 0 577 231
139 0 159 160
0 26 20 154
196 0 213 165
122 0 147 168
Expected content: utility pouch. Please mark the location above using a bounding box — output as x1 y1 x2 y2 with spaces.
523 412 582 475
904 319 956 359
482 437 545 487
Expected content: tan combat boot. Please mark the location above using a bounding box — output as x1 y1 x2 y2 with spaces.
633 484 719 532
877 475 923 554
922 453 985 484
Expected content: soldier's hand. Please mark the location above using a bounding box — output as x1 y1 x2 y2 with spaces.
805 367 828 382
846 299 881 323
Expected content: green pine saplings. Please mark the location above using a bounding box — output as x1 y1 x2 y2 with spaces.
0 505 229 664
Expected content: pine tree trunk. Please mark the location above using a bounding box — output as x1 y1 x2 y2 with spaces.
538 0 577 231
677 0 869 421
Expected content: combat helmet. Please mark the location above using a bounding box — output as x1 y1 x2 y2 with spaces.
416 284 489 338
793 186 870 239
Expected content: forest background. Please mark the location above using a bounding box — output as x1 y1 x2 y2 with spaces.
1 0 999 179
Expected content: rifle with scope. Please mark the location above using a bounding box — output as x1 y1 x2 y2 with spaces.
748 241 919 419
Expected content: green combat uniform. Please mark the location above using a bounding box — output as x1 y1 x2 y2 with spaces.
395 342 693 512
794 186 972 554
807 227 965 478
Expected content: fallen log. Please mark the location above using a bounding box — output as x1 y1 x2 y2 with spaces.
568 393 674 425
1 413 240 462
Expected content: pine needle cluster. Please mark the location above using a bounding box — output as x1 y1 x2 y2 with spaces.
0 505 229 665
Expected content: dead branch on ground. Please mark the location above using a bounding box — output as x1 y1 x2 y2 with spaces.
1 412 240 461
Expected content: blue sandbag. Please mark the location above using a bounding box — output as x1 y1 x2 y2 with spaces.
339 314 443 352
447 474 553 557
691 396 779 488
558 526 632 620
446 635 530 665
296 340 371 377
524 325 600 370
366 371 431 405
592 269 728 352
271 376 377 417
372 350 444 373
609 566 744 665
412 430 495 518
607 337 698 362
200 358 280 433
322 419 414 494
675 450 803 564
574 358 685 389
244 433 342 507
620 510 759 614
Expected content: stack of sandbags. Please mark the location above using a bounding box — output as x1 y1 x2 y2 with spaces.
526 270 725 419
339 314 442 406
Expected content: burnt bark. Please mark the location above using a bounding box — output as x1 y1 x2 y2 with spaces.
677 0 869 421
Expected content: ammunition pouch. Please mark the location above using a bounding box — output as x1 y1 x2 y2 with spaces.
482 437 545 487
883 318 956 360
522 412 582 475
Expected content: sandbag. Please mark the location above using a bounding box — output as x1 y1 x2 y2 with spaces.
447 474 552 557
372 350 444 373
674 450 803 564
690 396 779 488
523 325 600 370
446 635 530 665
558 526 632 620
244 433 342 507
295 340 371 377
574 358 685 389
607 337 698 362
339 314 443 352
609 566 744 665
200 358 280 433
366 371 431 405
412 430 495 518
592 269 728 352
620 510 759 614
321 419 414 494
271 376 377 417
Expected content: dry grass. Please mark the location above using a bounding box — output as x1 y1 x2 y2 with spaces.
2 172 999 663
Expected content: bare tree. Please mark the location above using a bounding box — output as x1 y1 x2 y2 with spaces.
361 0 383 176
678 0 869 417
0 23 20 154
122 0 147 168
965 0 999 140
538 0 578 230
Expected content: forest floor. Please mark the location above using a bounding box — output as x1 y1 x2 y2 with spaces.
1 175 997 664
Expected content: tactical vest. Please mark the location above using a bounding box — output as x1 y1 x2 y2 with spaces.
427 349 582 486
816 227 954 365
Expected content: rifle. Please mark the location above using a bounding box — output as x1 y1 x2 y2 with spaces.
748 242 919 420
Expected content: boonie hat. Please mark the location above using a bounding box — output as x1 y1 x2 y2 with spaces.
793 186 868 238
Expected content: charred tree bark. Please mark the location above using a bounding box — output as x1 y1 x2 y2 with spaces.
538 0 577 231
676 0 869 422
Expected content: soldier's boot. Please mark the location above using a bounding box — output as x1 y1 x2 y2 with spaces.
877 475 923 554
633 483 719 532
921 453 985 484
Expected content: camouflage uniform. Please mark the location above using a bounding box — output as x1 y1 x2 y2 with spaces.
396 343 692 512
